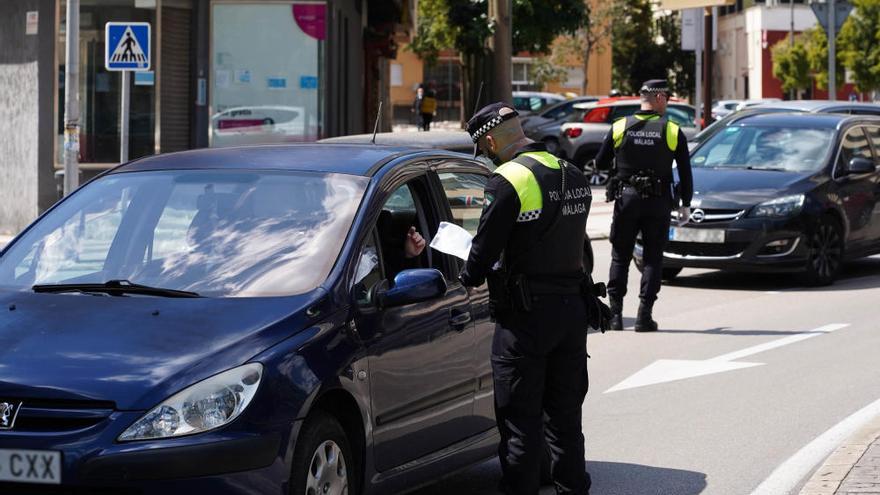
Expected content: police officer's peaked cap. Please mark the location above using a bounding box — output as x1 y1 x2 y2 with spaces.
640 79 670 96
466 102 519 157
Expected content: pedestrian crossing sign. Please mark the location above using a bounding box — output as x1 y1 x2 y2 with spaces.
105 22 151 71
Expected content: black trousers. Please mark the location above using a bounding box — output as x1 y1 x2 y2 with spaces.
493 294 590 495
420 112 433 131
608 188 672 304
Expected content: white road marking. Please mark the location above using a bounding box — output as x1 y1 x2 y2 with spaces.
605 324 850 393
750 395 880 495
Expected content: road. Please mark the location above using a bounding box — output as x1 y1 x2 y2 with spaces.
421 239 880 494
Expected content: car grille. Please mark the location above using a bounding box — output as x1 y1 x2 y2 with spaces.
0 483 141 495
5 398 115 433
672 208 745 224
666 241 749 258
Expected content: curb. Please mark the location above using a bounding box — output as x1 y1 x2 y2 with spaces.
798 414 880 495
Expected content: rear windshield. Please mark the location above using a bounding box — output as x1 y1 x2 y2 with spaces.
0 170 368 297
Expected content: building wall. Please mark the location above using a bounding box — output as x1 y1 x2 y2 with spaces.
0 0 55 234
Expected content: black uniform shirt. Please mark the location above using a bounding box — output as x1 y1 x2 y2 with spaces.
594 110 694 207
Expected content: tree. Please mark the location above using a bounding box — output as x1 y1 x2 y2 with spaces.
804 25 845 92
529 56 569 90
838 0 880 94
771 34 812 95
410 0 587 121
610 1 694 98
552 0 625 95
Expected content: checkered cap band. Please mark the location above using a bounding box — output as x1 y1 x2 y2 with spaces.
517 209 542 222
640 86 670 94
470 115 505 143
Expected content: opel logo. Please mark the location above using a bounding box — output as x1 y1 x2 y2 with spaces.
0 401 21 430
690 208 706 223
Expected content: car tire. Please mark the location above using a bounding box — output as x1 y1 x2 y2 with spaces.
802 216 844 286
544 137 560 155
290 411 358 495
661 267 682 281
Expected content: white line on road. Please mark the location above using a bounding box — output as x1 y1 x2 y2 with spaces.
605 324 850 393
750 395 880 495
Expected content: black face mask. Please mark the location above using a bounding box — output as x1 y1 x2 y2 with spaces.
486 149 503 166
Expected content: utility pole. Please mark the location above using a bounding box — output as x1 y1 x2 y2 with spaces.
489 0 512 104
63 0 80 196
703 7 713 127
828 0 836 101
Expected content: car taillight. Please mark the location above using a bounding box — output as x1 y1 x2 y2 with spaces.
565 127 583 138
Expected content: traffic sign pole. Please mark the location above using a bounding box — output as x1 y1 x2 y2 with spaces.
828 0 836 101
63 0 80 196
120 71 130 163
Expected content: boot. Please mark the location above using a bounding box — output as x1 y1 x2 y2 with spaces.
609 297 623 331
634 300 658 332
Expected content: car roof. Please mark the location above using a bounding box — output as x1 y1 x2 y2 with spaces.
729 112 880 128
512 91 564 99
319 131 473 152
751 100 880 112
112 144 470 177
572 100 695 110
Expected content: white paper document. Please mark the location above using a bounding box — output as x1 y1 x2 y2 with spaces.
430 221 474 261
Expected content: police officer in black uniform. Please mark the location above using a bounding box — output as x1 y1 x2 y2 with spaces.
594 79 694 332
459 102 596 495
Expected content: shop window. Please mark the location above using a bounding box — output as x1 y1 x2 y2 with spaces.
57 0 157 164
211 2 325 147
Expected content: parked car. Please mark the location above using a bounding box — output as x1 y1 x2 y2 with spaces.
320 130 475 153
711 99 743 120
559 100 698 184
734 98 782 112
690 100 880 150
512 91 566 115
0 144 552 494
520 96 600 154
635 113 880 285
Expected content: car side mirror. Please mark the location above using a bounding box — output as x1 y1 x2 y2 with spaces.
380 269 447 308
847 157 875 175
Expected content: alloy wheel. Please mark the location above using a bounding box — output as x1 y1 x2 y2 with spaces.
306 440 348 495
809 222 843 282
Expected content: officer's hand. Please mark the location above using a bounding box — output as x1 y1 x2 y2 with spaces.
676 206 691 225
404 226 426 258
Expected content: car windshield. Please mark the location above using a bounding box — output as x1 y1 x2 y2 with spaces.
0 170 368 297
691 125 836 173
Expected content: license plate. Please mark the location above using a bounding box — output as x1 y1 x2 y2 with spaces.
0 449 61 484
669 227 725 243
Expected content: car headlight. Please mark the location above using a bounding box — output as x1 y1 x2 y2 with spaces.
750 194 805 218
118 363 263 442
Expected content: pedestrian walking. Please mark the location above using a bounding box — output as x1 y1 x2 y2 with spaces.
594 79 694 332
412 84 437 131
459 102 597 495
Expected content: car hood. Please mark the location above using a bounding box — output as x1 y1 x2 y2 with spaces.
691 168 816 209
0 289 325 410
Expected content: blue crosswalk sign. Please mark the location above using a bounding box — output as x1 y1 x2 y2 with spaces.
105 22 151 71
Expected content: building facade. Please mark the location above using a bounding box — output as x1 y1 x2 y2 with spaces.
0 0 409 233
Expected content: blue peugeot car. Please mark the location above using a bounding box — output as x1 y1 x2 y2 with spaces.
0 144 536 494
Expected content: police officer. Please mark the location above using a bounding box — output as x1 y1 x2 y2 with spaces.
459 102 593 495
594 79 693 332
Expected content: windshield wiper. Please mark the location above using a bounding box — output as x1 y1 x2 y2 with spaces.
33 279 201 298
746 166 787 172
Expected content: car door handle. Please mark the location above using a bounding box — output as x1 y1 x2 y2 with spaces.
449 311 472 327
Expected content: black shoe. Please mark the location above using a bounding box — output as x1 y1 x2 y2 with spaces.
609 297 624 331
634 301 658 332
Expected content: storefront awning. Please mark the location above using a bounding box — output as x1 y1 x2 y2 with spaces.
659 0 735 9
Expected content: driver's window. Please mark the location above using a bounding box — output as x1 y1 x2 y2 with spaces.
377 183 427 281
838 127 873 175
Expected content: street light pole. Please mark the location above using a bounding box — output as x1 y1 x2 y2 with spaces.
63 0 80 195
790 0 795 99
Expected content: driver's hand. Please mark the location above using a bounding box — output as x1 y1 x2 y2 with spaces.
404 226 426 258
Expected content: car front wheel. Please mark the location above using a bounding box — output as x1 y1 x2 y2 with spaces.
803 216 844 286
291 412 357 495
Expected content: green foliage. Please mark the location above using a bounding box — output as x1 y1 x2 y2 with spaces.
771 34 812 93
529 56 569 89
551 0 624 94
611 1 694 97
838 0 880 93
410 0 491 65
512 0 586 53
803 25 845 91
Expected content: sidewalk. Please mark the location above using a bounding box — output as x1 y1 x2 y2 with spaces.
800 414 880 495
588 186 612 241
